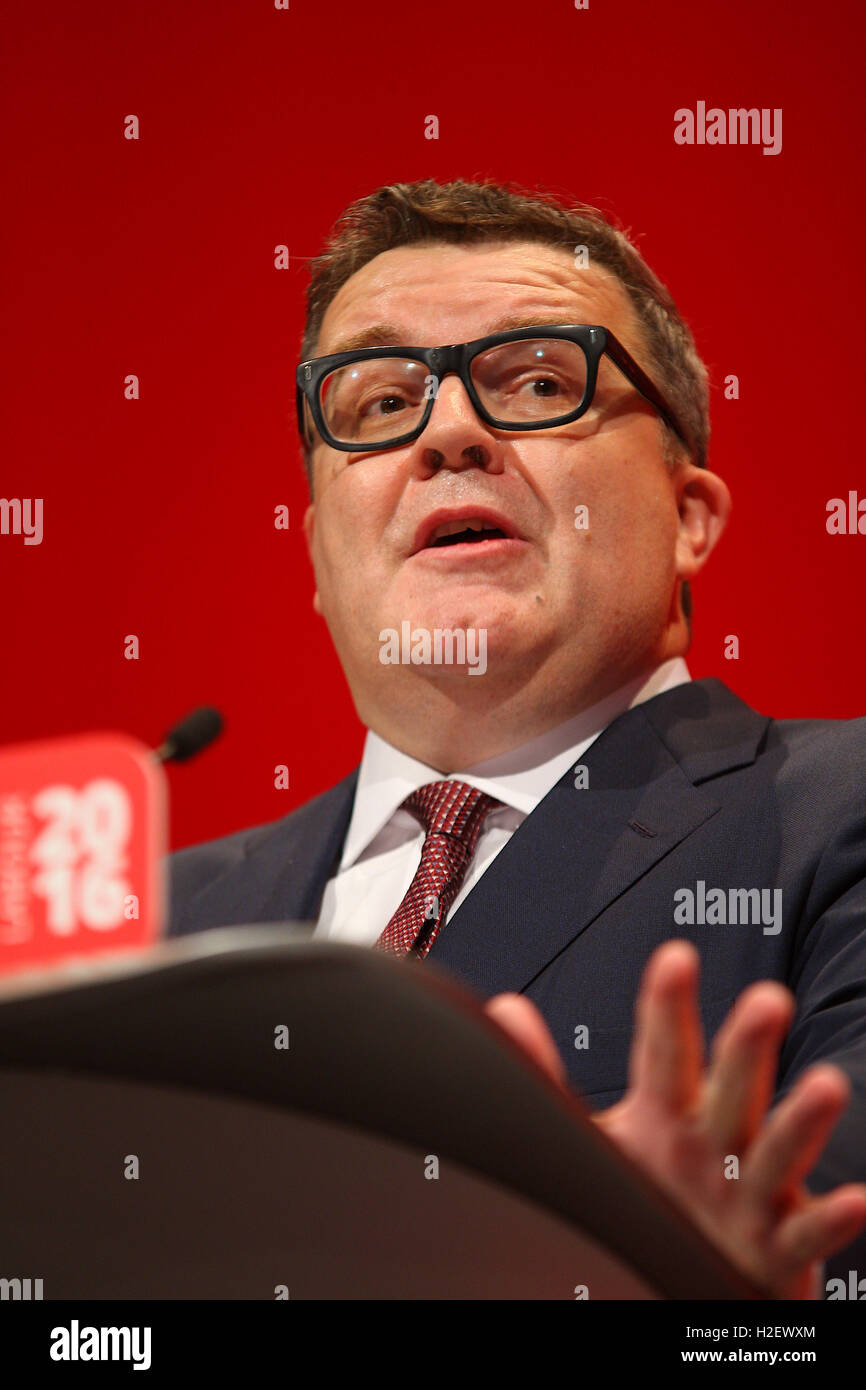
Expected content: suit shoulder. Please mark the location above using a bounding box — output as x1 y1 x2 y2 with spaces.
763 710 866 817
169 771 357 887
643 679 866 801
767 710 866 761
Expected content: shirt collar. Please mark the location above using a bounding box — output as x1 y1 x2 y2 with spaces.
339 656 691 870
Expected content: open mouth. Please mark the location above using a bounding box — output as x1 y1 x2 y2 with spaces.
426 520 509 549
411 509 523 557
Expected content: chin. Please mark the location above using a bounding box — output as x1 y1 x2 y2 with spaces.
413 589 537 632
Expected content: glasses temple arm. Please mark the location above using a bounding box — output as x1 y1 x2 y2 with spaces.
603 339 694 459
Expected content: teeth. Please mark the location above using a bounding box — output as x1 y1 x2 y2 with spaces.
430 517 492 541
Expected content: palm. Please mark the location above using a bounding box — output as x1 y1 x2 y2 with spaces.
594 1093 815 1298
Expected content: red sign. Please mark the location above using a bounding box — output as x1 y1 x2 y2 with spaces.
0 732 166 974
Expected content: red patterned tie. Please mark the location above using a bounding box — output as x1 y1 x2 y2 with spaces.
376 780 501 959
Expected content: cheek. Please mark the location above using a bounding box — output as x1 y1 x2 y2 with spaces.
596 458 677 536
312 483 395 604
550 471 678 593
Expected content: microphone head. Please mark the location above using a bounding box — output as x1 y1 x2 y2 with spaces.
160 706 223 763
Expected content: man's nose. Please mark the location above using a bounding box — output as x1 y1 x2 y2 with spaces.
416 373 501 473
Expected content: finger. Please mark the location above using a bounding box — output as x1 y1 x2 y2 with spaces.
484 992 568 1087
628 940 704 1113
700 982 795 1151
742 1064 852 1201
773 1185 866 1278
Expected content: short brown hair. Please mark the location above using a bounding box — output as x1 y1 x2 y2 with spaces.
298 177 710 483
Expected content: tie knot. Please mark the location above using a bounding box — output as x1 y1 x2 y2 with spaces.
403 779 500 848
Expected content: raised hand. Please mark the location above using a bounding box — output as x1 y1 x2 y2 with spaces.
485 940 866 1298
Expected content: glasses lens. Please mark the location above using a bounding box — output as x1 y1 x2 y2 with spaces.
470 338 589 425
320 357 430 444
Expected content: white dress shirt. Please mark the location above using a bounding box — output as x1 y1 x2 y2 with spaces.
314 657 691 944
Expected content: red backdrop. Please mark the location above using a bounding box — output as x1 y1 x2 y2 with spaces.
3 0 864 850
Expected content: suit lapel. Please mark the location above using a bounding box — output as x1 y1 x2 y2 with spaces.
180 771 358 929
428 679 770 996
259 770 358 922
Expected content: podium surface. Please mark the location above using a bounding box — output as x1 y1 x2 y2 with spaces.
0 927 766 1299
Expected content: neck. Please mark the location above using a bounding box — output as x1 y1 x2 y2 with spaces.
358 645 682 772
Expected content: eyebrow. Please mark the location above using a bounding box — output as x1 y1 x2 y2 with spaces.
324 313 579 357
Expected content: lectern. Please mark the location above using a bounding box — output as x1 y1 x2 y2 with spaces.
0 927 767 1299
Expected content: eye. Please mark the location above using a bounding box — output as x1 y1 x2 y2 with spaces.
527 376 562 396
357 380 426 418
373 394 408 415
506 372 567 399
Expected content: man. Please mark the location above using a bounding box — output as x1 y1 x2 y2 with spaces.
170 178 866 1299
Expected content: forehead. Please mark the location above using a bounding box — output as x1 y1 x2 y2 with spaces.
316 240 645 357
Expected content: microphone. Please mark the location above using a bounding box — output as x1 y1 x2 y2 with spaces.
154 707 223 764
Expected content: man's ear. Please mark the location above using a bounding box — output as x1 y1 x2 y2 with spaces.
674 465 732 583
302 503 322 615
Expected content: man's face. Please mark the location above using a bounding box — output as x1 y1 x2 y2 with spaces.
303 240 725 733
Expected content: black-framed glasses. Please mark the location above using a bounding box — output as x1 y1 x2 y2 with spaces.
295 324 690 455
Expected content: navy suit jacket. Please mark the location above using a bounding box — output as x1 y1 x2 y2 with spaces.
169 678 866 1289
